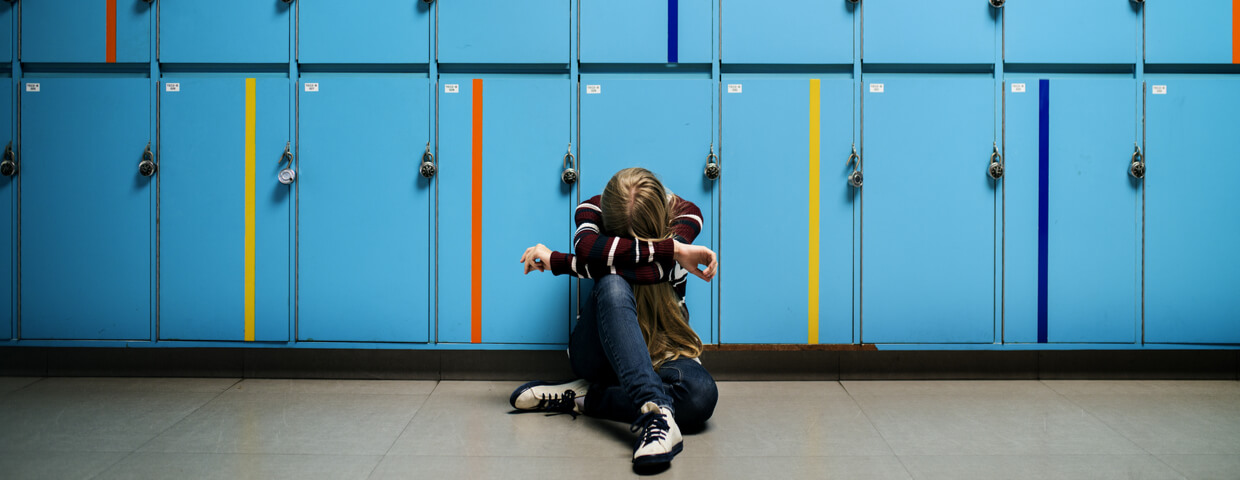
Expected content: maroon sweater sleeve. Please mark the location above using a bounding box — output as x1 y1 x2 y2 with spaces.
549 195 701 283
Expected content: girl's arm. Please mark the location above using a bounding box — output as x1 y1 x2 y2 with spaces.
546 195 704 282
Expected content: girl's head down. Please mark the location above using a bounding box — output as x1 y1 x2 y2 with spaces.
600 168 703 367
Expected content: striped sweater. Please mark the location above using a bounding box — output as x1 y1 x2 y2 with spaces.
548 194 704 301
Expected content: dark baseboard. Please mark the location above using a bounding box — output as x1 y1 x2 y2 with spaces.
1 347 1237 381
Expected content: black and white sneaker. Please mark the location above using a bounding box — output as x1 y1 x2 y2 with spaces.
630 401 682 465
509 379 589 415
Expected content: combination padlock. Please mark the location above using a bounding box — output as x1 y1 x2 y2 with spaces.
0 142 16 177
420 143 437 179
846 146 863 188
703 144 720 180
1130 144 1145 179
562 145 578 184
988 145 1004 180
138 143 157 177
278 143 297 185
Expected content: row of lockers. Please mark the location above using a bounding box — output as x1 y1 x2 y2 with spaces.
2 73 1236 347
5 0 1239 65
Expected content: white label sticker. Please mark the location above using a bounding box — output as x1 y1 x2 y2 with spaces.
869 83 884 93
1011 83 1026 93
25 83 40 92
1152 85 1167 95
165 83 180 92
586 84 601 94
727 84 742 94
444 84 459 94
304 82 319 92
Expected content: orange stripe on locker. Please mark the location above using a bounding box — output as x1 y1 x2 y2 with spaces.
471 79 484 344
1234 0 1239 64
105 0 117 63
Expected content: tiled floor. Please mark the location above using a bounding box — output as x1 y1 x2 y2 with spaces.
0 378 1237 479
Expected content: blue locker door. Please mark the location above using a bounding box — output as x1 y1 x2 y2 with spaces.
1146 0 1234 64
0 79 10 340
1004 77 1139 344
20 78 151 340
21 0 151 63
580 0 712 64
298 76 430 343
1004 1 1137 64
160 0 290 63
439 1 568 64
719 76 854 344
299 1 430 64
438 76 572 344
0 1 13 63
159 77 290 342
862 1 996 64
1146 76 1240 344
720 0 854 64
579 77 715 343
861 75 995 344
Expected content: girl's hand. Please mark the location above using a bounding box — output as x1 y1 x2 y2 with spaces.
519 243 553 274
673 240 718 282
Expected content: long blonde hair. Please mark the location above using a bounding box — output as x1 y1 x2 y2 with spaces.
601 168 703 369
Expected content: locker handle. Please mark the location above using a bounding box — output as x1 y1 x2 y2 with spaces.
1130 144 1145 179
419 143 437 179
561 143 578 185
704 143 721 180
989 0 1004 8
988 143 1005 180
0 142 16 177
278 142 297 185
422 0 435 4
846 144 863 188
279 0 294 4
138 143 157 177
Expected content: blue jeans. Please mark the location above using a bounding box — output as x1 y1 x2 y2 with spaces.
569 275 718 428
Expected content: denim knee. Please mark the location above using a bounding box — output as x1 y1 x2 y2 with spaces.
665 363 718 426
593 275 634 310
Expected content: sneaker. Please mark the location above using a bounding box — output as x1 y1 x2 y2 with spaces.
509 379 589 415
630 402 683 465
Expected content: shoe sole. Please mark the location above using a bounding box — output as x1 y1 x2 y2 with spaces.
509 380 557 410
633 441 683 466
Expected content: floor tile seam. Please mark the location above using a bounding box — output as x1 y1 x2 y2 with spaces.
377 452 634 459
1036 379 1155 456
123 378 245 458
1146 453 1194 480
376 380 441 458
837 381 907 472
221 391 439 397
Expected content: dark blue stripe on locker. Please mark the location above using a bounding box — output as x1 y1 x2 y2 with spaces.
1037 79 1050 344
667 0 678 63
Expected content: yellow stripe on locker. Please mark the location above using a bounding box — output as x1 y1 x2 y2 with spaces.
244 78 257 342
808 79 821 345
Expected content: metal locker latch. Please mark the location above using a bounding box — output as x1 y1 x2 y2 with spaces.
561 143 578 185
0 142 17 177
703 143 720 180
138 143 158 177
989 0 1005 8
846 144 863 188
988 143 1005 180
419 143 437 179
278 142 297 185
1130 144 1145 179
